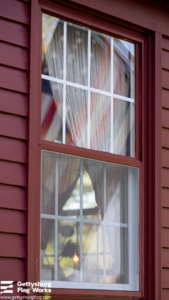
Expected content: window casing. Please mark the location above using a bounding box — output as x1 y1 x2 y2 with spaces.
40 13 140 292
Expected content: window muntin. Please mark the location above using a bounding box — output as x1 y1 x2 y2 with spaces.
41 14 135 157
40 150 139 290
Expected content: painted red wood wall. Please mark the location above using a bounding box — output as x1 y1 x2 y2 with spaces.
0 0 29 294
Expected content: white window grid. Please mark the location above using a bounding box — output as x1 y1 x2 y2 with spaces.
40 151 139 291
41 21 135 154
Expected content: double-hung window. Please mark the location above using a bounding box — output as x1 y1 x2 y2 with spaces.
40 9 140 294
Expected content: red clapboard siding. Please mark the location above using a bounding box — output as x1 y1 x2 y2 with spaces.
0 113 26 140
0 0 29 24
162 69 169 89
162 50 169 70
162 128 169 148
162 269 169 288
0 18 28 48
162 36 169 51
162 148 169 168
162 168 169 188
162 109 169 128
0 258 25 281
162 188 169 208
162 228 169 248
0 89 27 116
0 209 25 234
162 88 169 109
0 185 26 210
162 248 169 268
0 66 28 94
0 161 26 187
4 283 24 297
162 208 169 228
162 290 169 300
0 233 25 258
0 137 26 163
0 42 28 70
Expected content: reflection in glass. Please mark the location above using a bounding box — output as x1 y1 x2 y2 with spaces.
58 220 80 282
83 224 103 283
114 98 135 157
41 218 55 280
114 39 135 98
91 32 111 92
66 86 88 148
41 151 139 289
41 79 63 142
90 92 111 152
67 24 88 86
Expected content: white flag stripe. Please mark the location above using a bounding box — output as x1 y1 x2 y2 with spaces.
1 281 13 284
1 285 13 289
3 290 13 293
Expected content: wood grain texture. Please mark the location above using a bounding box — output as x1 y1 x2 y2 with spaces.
162 109 169 128
162 248 169 268
162 228 169 248
0 233 25 257
162 36 169 51
0 161 26 186
162 70 169 89
0 89 27 116
0 258 25 281
162 168 169 188
162 128 169 148
0 209 25 234
0 113 27 140
0 66 28 94
162 148 169 168
162 208 169 228
0 184 26 210
0 0 29 24
0 42 28 70
0 137 26 163
162 88 169 109
162 269 169 288
162 50 169 70
0 18 28 48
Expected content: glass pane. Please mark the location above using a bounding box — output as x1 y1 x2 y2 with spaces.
113 98 135 157
67 24 88 86
106 226 128 284
42 14 63 79
82 224 103 283
40 218 55 280
83 160 103 221
91 32 111 92
58 220 80 282
41 79 63 142
114 39 135 98
90 92 111 152
58 155 80 218
66 86 88 148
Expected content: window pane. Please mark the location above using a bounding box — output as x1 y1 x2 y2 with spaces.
42 14 136 158
66 86 88 148
114 98 135 157
114 39 135 98
42 14 63 79
41 151 139 290
91 32 111 92
67 24 88 86
41 79 63 142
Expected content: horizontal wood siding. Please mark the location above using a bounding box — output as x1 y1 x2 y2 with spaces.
0 0 29 282
161 35 169 294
